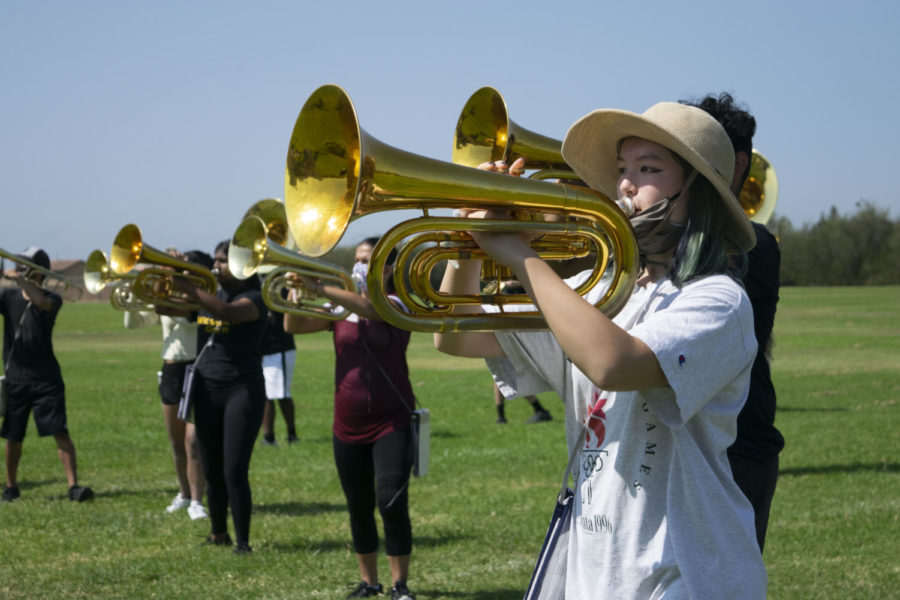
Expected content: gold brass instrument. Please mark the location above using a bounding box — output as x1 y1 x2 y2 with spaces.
453 86 573 180
739 150 778 225
0 246 84 302
228 203 356 320
110 224 217 310
108 280 153 312
241 197 296 259
284 84 639 333
453 86 612 282
84 249 125 294
83 249 153 311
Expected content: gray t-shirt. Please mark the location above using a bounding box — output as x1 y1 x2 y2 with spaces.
488 274 767 599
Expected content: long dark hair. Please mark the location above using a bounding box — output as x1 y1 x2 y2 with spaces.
667 154 745 286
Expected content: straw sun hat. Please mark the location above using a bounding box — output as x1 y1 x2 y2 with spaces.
561 102 755 252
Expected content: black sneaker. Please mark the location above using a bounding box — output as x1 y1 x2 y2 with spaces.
201 533 233 547
2 486 20 502
390 581 416 600
287 433 300 444
347 581 383 598
526 409 553 424
233 542 253 555
68 485 94 502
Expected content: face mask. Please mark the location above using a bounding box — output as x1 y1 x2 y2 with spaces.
352 261 369 294
628 196 686 257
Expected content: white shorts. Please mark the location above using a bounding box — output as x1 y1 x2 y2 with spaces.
262 350 296 400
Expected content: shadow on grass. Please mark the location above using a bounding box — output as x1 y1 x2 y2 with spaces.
263 532 472 555
420 589 524 599
14 478 59 492
18 482 147 502
413 533 470 548
70 486 169 501
777 405 849 412
781 462 899 476
254 500 345 516
264 538 349 553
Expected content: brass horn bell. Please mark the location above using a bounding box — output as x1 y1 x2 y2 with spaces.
110 224 217 311
228 201 356 320
739 149 778 225
83 249 151 311
284 84 639 333
453 86 572 180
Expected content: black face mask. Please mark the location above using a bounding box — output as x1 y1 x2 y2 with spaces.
629 196 686 257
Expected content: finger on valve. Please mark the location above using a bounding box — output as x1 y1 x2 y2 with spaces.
477 160 507 172
508 157 526 176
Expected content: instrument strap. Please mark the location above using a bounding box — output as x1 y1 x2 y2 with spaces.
358 319 420 414
193 332 214 370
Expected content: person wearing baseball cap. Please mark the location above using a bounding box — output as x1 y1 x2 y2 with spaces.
436 102 766 598
2 246 93 503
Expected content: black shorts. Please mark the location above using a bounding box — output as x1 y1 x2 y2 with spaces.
0 379 68 442
159 361 191 406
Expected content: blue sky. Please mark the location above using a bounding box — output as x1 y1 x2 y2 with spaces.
3 0 898 260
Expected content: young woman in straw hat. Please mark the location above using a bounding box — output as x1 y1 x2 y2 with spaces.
435 102 767 598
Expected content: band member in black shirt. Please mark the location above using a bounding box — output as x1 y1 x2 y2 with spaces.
1 247 93 502
178 240 267 554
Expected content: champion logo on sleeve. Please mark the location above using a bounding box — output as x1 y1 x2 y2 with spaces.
678 354 686 367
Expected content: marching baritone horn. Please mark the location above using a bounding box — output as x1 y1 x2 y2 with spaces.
109 224 217 311
739 150 778 225
453 86 573 181
83 249 153 312
0 245 84 302
284 84 639 333
228 206 356 320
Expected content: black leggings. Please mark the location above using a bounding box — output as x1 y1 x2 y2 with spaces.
333 427 413 556
729 452 779 552
193 373 265 545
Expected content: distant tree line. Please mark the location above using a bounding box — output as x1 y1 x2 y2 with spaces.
770 201 900 286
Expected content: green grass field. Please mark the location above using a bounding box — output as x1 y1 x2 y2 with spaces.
0 286 897 599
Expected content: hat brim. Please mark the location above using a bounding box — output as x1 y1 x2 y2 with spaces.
562 109 755 252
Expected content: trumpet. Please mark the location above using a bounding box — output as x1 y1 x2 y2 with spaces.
83 249 153 311
0 246 84 302
109 224 217 311
229 207 356 320
284 84 638 333
739 150 778 225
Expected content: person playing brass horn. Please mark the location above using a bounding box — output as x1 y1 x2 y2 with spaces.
1 247 93 503
435 103 766 598
176 240 268 555
283 238 418 600
123 248 214 521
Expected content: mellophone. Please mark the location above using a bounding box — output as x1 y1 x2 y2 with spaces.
97 85 776 333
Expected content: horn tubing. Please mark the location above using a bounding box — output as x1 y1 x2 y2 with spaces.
0 246 84 301
261 267 353 320
367 217 629 333
284 84 634 258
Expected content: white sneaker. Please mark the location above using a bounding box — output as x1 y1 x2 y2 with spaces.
188 501 208 520
166 493 190 513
